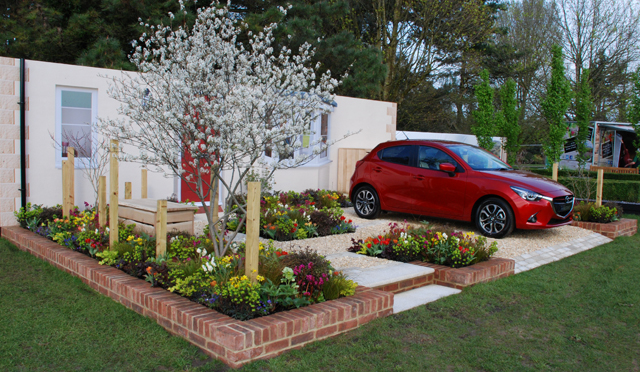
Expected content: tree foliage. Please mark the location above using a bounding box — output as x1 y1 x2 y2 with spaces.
496 78 521 164
541 45 573 164
472 69 497 150
629 67 640 148
574 69 593 166
99 3 339 257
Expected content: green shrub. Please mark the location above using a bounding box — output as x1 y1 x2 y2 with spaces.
556 177 640 203
530 168 640 181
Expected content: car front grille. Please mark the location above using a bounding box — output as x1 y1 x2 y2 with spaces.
552 195 574 218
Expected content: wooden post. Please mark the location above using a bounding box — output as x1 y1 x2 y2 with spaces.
125 182 132 199
68 147 75 213
596 169 604 207
552 162 558 181
62 160 69 217
156 199 167 257
245 181 260 283
109 140 119 247
141 169 148 199
98 176 107 228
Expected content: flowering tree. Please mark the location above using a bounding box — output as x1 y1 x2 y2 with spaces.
99 2 340 257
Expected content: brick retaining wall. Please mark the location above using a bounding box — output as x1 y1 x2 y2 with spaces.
572 218 637 239
409 258 515 289
0 226 393 368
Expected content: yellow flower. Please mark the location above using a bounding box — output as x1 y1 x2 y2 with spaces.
256 275 265 282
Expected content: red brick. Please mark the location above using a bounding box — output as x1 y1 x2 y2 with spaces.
315 324 338 338
206 341 226 357
264 339 290 354
291 331 315 346
338 319 358 332
188 331 207 347
213 326 246 351
226 346 264 363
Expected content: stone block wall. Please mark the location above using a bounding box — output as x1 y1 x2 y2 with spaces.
0 57 22 227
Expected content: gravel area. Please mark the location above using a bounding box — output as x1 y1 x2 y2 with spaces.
195 207 596 268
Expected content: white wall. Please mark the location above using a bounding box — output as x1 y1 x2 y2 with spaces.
25 60 175 208
20 60 396 210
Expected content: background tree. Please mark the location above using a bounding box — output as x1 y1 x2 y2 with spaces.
472 69 497 150
629 67 640 148
541 45 573 165
496 78 521 164
574 69 593 166
99 3 339 257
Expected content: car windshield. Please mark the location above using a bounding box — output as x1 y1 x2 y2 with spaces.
447 145 511 171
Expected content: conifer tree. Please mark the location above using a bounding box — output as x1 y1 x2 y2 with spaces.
541 45 573 165
574 69 593 166
496 78 521 165
472 69 497 150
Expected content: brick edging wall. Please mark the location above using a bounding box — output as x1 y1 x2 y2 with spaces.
0 226 393 368
409 258 515 289
572 218 637 239
373 272 435 294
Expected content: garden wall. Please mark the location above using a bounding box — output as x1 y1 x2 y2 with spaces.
409 258 515 290
572 218 637 239
0 226 393 368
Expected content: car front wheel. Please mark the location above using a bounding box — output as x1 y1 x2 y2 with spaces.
353 186 381 219
475 197 514 238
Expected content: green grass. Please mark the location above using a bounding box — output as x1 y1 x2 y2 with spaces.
2 217 640 371
0 238 227 372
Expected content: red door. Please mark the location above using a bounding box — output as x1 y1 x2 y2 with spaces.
371 145 415 213
409 146 467 218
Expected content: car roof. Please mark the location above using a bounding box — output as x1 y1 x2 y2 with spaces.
375 139 474 148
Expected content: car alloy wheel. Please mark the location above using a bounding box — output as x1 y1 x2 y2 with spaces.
354 186 380 219
475 197 514 238
479 204 507 234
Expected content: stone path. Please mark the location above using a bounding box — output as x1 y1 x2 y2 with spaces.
512 232 612 274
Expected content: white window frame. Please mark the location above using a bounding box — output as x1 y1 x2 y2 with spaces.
55 86 99 169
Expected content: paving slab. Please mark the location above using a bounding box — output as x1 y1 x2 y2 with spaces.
330 252 434 288
393 285 461 313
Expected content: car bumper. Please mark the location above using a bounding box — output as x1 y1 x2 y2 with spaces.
512 197 574 230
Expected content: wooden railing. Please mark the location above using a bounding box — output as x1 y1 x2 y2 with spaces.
590 165 639 174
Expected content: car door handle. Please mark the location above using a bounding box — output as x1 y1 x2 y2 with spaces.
373 166 382 173
413 175 425 181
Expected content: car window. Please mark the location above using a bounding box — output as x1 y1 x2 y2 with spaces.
378 145 412 166
418 146 457 170
447 144 511 170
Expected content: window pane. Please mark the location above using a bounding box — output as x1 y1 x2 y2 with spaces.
379 145 411 165
61 124 92 158
418 146 456 170
61 107 92 125
61 91 92 109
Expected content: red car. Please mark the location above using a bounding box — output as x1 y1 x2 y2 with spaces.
349 140 574 238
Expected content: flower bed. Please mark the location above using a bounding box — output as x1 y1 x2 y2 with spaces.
572 219 637 239
0 226 393 367
348 222 498 268
571 201 637 238
14 203 359 321
227 189 356 241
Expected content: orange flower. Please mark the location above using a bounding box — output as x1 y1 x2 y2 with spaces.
210 280 217 287
146 267 152 274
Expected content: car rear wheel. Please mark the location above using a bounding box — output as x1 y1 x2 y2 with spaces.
353 186 381 219
475 197 514 238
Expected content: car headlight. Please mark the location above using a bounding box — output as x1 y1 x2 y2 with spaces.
511 186 544 201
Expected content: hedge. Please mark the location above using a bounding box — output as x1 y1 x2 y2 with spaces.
556 177 640 203
528 168 640 181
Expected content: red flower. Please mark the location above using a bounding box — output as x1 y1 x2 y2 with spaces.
85 238 91 243
373 239 379 245
348 219 352 223
91 243 96 248
367 243 372 248
340 216 346 221
294 223 298 227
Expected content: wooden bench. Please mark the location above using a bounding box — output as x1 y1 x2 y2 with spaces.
590 165 639 174
118 199 198 236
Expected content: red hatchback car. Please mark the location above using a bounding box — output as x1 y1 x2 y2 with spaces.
349 140 575 238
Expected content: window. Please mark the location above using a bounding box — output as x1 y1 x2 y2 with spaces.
418 146 457 170
378 145 412 165
264 110 332 166
56 87 98 168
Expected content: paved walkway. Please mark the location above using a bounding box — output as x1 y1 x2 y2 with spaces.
512 232 612 274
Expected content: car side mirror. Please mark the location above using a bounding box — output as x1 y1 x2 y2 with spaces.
439 163 456 176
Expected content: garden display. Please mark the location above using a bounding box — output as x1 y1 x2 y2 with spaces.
572 201 622 223
226 189 356 241
15 203 357 321
349 222 499 268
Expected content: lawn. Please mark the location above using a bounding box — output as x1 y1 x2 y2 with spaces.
1 216 639 371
